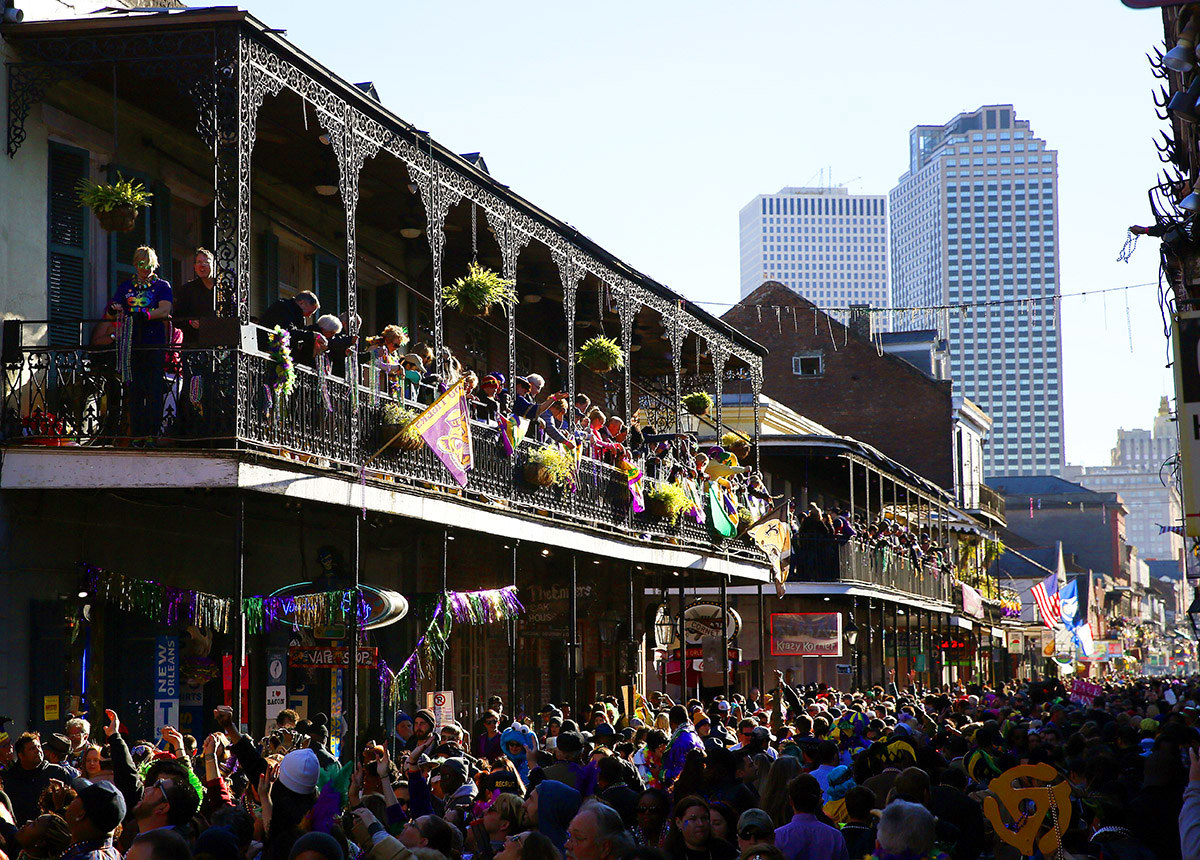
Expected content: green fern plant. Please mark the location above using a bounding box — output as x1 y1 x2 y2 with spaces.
577 335 624 372
443 262 517 316
75 174 152 213
682 391 713 416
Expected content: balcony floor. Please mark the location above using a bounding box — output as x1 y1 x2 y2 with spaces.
0 446 771 582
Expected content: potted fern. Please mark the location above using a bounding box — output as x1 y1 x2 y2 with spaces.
645 483 692 525
721 432 751 461
681 391 713 417
524 445 575 488
577 335 624 373
444 262 517 317
379 402 423 452
76 174 152 233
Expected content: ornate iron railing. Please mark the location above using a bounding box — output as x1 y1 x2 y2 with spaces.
1 325 765 563
790 535 955 604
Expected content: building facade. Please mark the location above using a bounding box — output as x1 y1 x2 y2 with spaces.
738 186 888 311
890 105 1064 477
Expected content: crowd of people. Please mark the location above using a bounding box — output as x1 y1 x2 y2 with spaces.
1 675 1198 860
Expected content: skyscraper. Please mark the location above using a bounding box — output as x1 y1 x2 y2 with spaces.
890 105 1063 477
738 186 888 311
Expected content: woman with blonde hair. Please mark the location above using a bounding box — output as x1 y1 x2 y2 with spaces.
107 245 172 443
364 324 408 395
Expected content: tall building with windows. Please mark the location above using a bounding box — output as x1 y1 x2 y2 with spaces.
890 105 1063 477
738 187 888 311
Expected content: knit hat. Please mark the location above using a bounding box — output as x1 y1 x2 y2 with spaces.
71 779 126 833
826 765 856 801
395 712 413 726
277 748 320 794
415 708 437 727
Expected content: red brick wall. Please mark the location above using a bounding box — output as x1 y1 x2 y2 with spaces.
722 283 955 490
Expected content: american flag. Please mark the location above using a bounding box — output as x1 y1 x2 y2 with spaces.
1031 572 1062 629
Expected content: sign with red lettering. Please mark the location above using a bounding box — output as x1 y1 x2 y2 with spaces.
769 613 842 657
288 646 377 668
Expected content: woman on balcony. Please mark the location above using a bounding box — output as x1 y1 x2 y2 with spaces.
364 324 409 396
107 245 172 445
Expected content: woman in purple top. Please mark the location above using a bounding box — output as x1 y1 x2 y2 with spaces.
107 246 172 443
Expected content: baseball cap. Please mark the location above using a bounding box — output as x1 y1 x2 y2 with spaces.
71 779 126 833
737 808 775 839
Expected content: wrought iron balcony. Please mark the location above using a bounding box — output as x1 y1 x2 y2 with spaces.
788 535 954 604
976 483 1006 522
1 326 765 564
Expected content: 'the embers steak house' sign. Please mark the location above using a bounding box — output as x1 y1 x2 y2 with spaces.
288 646 378 668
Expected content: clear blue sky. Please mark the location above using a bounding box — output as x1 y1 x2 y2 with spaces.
245 0 1171 467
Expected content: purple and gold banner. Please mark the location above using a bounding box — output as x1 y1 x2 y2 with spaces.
412 379 474 487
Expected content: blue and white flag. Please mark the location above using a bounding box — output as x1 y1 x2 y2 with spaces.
1072 618 1095 657
1058 578 1079 627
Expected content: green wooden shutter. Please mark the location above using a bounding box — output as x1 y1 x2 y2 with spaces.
314 253 343 316
47 142 90 348
260 230 279 314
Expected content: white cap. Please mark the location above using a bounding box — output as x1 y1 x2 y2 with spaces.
277 748 320 794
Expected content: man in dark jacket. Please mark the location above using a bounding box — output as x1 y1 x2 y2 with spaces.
3 733 73 824
257 291 319 354
597 755 639 828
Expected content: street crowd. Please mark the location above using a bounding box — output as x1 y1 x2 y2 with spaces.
0 674 1197 860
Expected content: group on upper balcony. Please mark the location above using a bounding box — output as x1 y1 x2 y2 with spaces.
793 502 954 579
82 243 779 533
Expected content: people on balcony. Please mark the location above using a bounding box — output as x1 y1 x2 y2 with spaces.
294 315 343 369
257 290 319 360
108 245 173 444
172 248 216 347
473 374 505 424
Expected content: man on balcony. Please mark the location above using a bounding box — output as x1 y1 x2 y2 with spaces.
257 291 320 357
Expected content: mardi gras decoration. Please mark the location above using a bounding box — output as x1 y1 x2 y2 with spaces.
382 586 525 703
263 325 296 413
982 763 1072 857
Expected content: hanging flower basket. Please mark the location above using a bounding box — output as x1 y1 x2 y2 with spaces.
523 446 575 489
443 262 517 318
76 174 152 234
645 483 691 525
682 391 713 417
380 403 423 451
96 204 140 233
577 335 624 373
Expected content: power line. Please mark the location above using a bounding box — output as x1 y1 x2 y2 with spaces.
688 280 1159 313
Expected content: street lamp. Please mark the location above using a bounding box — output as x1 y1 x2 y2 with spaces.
844 614 859 647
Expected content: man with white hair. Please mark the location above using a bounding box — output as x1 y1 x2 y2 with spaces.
566 800 634 860
875 800 938 860
65 718 90 761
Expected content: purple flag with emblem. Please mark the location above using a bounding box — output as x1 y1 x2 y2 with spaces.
411 379 474 487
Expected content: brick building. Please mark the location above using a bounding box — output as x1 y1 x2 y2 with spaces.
722 281 962 495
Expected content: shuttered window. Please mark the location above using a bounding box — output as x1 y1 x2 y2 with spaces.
47 142 90 347
314 253 344 316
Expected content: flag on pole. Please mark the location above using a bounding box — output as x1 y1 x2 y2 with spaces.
1029 497 1034 518
497 413 530 457
1072 618 1095 657
744 503 792 598
411 378 474 487
1031 572 1063 629
621 459 644 513
1058 578 1079 626
707 482 736 539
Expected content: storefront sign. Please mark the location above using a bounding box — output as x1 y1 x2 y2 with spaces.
43 696 59 722
180 687 204 737
769 613 842 657
330 670 343 757
683 600 742 644
961 584 984 619
1041 632 1056 658
1172 309 1200 537
835 664 854 675
1106 640 1124 657
523 582 596 637
426 690 456 726
1006 632 1024 655
288 646 378 668
155 635 180 731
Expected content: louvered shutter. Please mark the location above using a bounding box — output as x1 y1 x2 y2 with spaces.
47 142 90 348
314 253 344 316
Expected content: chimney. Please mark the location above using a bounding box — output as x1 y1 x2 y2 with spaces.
848 303 872 340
